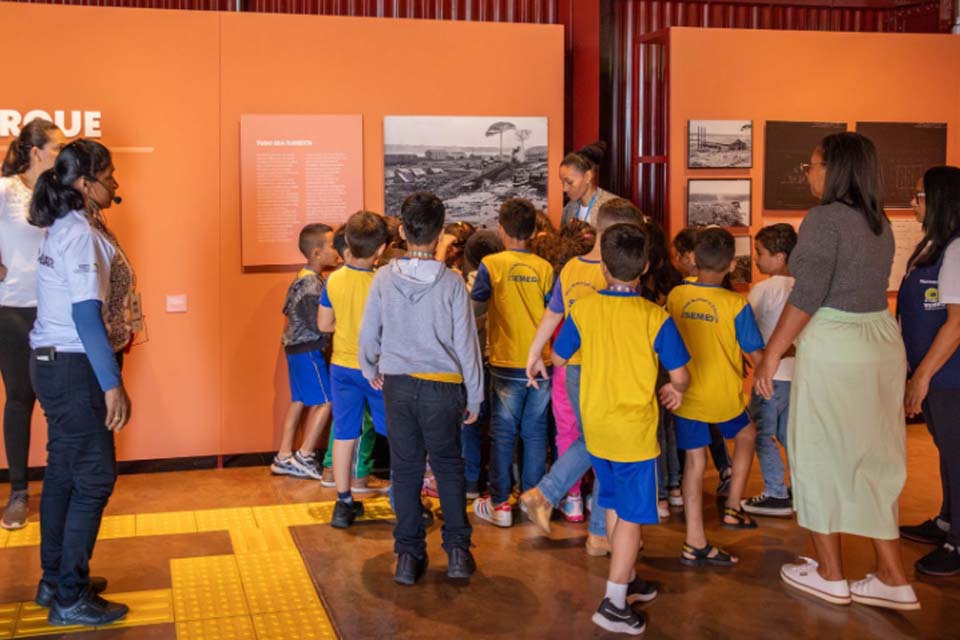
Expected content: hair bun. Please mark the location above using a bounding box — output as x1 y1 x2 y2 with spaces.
578 141 608 166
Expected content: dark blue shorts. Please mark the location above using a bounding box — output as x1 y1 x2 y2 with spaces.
286 350 331 407
674 410 750 450
588 455 658 525
330 364 387 440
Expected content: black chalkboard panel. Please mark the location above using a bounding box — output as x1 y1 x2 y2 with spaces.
764 121 847 211
855 122 947 209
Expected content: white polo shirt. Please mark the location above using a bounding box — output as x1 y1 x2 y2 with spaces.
30 210 115 352
0 176 47 307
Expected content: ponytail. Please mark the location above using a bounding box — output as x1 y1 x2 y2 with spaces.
1 118 60 177
29 139 112 228
560 140 608 178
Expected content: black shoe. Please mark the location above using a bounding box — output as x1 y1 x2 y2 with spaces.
626 576 658 604
591 597 645 636
446 547 476 579
900 518 949 545
916 542 960 576
394 553 428 586
741 494 793 517
36 576 108 608
331 499 364 529
48 590 128 627
421 502 435 527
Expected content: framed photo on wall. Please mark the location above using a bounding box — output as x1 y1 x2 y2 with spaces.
687 178 751 228
855 122 947 209
688 120 753 168
732 235 753 284
763 121 847 210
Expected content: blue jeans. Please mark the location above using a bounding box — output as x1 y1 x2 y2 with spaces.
489 367 550 505
536 365 607 536
749 381 791 499
657 410 681 499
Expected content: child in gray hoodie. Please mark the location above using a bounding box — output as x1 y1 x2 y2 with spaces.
359 192 483 586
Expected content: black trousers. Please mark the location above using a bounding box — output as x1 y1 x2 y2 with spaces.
0 306 37 492
30 351 117 605
383 374 471 558
924 388 960 545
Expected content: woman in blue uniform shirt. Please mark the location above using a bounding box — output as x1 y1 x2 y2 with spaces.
27 139 131 627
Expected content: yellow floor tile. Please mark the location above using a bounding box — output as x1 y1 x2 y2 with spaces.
4 524 40 548
252 503 325 528
357 496 394 521
252 604 337 640
0 528 9 549
196 507 258 533
229 526 296 555
236 551 320 614
14 601 85 637
96 589 174 628
136 510 198 537
176 615 256 640
97 514 137 540
171 555 248 622
0 602 19 639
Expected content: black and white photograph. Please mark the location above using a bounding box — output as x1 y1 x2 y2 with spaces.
687 179 751 228
732 235 753 284
688 120 752 168
384 116 548 227
763 121 847 210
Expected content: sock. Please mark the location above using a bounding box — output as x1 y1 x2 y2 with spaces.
605 580 628 609
936 517 950 531
338 491 353 504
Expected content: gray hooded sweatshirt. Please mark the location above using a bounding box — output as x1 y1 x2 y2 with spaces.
358 258 484 415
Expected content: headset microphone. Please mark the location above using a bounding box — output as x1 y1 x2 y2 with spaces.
112 196 122 205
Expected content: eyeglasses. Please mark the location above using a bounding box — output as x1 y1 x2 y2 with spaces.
800 161 827 176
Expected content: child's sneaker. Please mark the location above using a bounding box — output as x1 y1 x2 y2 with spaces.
473 496 512 528
293 451 322 480
559 494 585 523
741 493 793 517
320 467 335 488
592 598 646 635
271 455 310 479
658 500 670 520
668 488 684 508
626 576 659 604
421 476 439 498
331 500 364 529
352 475 391 493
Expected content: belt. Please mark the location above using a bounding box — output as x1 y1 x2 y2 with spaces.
32 347 84 362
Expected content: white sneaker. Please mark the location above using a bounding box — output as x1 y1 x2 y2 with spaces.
780 557 852 605
657 500 670 520
668 491 684 508
473 496 512 528
850 574 920 611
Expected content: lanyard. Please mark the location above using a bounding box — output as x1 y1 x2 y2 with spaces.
578 191 599 222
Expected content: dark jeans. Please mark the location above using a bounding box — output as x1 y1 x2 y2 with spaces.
924 388 960 544
383 375 471 558
488 367 550 505
0 306 37 492
30 351 117 605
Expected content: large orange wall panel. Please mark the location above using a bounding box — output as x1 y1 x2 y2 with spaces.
0 3 223 465
668 27 960 236
217 14 564 454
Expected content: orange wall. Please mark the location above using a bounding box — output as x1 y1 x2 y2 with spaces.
0 3 564 466
669 27 960 287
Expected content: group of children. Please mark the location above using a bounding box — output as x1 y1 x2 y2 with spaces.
273 190 801 635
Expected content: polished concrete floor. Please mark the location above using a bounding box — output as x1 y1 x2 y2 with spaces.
0 423 956 639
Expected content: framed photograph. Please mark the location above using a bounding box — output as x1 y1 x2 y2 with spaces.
688 120 752 168
732 235 753 284
763 121 847 210
687 179 751 228
855 122 947 209
384 115 548 228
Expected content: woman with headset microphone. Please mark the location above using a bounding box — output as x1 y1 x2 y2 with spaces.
28 139 135 627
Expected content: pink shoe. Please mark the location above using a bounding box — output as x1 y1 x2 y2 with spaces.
559 494 585 523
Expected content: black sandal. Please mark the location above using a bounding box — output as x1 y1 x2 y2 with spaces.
721 506 758 530
679 542 739 567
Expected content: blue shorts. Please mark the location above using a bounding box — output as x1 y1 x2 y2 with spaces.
674 410 750 450
286 350 332 407
588 455 658 525
330 364 387 440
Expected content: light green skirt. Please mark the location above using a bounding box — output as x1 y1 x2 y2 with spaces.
788 307 907 540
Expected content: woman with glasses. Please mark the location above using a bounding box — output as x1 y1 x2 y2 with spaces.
27 139 134 627
898 166 960 577
755 132 919 610
0 119 65 531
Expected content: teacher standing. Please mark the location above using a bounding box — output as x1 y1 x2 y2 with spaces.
755 132 919 611
559 141 619 228
0 119 64 530
28 139 132 627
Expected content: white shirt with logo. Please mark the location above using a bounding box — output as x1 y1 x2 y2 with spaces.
940 238 960 304
0 176 46 307
748 274 795 382
30 210 115 352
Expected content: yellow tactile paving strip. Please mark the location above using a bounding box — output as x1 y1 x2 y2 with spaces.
0 494 398 639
